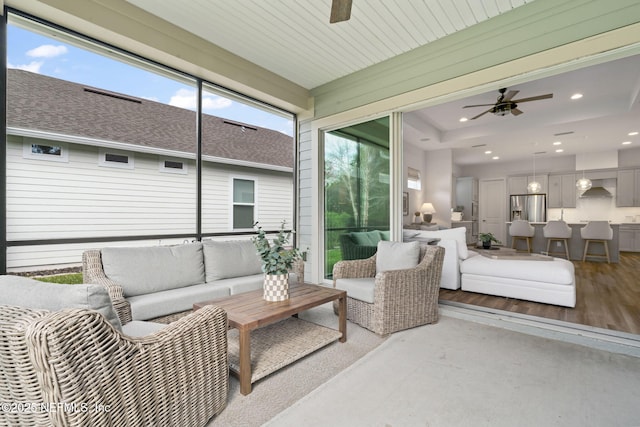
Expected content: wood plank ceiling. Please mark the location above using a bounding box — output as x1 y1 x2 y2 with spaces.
126 0 535 90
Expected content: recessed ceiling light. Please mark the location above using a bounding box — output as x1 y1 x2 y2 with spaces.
629 131 639 136
459 117 468 122
484 150 492 154
492 156 499 160
622 141 632 145
555 149 564 153
553 141 562 145
571 93 583 100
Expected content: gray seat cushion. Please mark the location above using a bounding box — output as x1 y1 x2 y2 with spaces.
127 281 230 320
334 277 375 304
121 320 166 338
203 240 263 282
0 275 122 331
102 243 205 296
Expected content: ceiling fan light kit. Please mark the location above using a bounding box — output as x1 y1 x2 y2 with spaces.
463 87 553 120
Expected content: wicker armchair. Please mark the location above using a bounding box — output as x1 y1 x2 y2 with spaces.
0 303 228 427
333 245 444 335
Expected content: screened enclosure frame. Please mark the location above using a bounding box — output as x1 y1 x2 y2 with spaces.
0 7 298 273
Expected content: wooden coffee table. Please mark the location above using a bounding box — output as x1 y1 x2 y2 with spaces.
194 283 347 395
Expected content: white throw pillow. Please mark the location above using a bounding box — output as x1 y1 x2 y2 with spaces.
375 241 420 273
414 227 469 259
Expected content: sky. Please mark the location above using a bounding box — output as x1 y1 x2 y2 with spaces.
7 24 294 136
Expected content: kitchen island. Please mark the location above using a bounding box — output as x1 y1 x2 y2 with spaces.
505 222 620 263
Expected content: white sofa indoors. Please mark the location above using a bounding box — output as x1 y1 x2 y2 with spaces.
460 254 576 307
83 240 302 322
404 227 576 307
404 227 469 290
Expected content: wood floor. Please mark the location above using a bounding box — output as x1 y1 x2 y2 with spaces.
439 252 640 335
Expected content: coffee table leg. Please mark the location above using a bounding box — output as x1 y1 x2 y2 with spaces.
238 327 252 395
338 294 347 343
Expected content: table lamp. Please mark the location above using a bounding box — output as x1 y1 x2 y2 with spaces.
421 202 436 223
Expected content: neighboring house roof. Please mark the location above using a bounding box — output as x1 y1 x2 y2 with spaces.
7 69 294 168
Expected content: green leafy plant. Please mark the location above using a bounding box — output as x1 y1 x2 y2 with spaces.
252 221 301 275
479 232 501 244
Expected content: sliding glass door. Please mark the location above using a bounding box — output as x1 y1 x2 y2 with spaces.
323 117 390 278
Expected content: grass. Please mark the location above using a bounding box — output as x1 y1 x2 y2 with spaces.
34 273 83 284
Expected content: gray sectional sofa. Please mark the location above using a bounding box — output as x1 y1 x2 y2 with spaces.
83 240 303 322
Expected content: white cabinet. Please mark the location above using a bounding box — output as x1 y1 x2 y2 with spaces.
548 173 576 208
508 174 548 195
617 169 640 207
619 224 640 252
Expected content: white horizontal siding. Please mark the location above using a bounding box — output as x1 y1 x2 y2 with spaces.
6 135 293 270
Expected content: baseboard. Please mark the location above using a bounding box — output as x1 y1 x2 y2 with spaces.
439 300 640 358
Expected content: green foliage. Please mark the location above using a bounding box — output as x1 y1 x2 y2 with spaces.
479 232 501 244
34 273 83 284
252 221 301 275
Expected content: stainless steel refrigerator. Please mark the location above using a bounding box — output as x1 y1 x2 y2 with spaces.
510 194 547 222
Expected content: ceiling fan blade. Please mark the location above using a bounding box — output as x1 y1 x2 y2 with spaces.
330 0 352 23
502 90 519 101
511 94 553 103
511 108 524 116
463 103 495 108
470 108 493 120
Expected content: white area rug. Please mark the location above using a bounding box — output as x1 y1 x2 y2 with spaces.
267 315 640 427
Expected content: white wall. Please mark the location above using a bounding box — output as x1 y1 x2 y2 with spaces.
403 143 425 225
424 149 453 226
6 135 293 269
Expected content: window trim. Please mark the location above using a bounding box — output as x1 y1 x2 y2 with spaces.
231 176 257 230
407 167 421 190
99 148 134 169
23 139 69 163
159 157 188 175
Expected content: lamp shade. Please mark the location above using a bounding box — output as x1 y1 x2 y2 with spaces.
420 202 436 223
420 203 435 214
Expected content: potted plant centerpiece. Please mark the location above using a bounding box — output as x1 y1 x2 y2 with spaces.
478 232 501 249
252 221 301 301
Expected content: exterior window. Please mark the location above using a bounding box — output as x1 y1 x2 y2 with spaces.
160 158 188 174
407 167 421 190
233 178 255 229
23 140 69 162
99 149 134 169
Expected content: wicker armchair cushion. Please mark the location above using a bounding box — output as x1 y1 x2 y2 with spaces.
101 243 205 296
0 275 122 331
203 239 263 282
376 241 420 273
334 277 375 303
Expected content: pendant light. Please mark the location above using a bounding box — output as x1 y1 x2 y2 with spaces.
576 170 592 191
527 153 541 193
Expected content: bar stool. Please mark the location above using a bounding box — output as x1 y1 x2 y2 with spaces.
543 220 572 259
580 221 613 263
509 220 535 252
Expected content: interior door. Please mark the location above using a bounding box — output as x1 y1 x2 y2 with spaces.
479 178 507 245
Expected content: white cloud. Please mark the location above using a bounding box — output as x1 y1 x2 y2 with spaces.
169 88 232 110
26 44 68 58
8 61 44 73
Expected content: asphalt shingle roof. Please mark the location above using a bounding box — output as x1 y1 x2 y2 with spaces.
7 69 294 168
